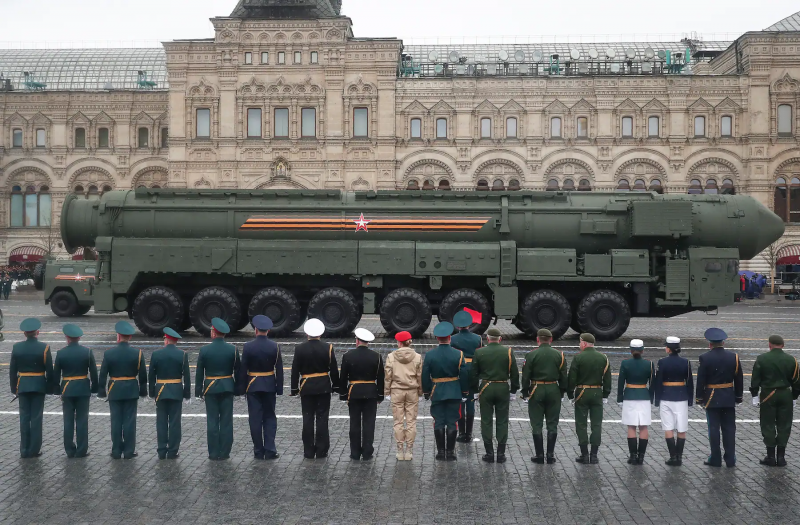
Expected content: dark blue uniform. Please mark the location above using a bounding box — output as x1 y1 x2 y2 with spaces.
696 346 744 467
653 354 694 406
237 335 283 459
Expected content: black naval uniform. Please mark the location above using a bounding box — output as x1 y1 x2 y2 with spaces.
291 339 340 458
340 345 385 460
10 336 54 458
53 341 98 457
98 343 148 459
148 343 191 459
696 346 743 467
237 335 283 459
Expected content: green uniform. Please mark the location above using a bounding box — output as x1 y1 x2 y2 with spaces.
149 343 192 459
616 357 655 403
521 344 567 435
470 342 520 445
567 348 612 446
98 342 147 459
196 338 241 459
53 342 98 457
421 344 470 430
451 329 482 419
750 348 800 447
9 336 54 458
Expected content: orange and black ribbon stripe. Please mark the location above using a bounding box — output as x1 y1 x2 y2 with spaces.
240 215 490 232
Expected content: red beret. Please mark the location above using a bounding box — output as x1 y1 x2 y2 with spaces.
395 331 412 342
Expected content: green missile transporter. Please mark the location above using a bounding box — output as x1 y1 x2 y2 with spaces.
59 188 784 340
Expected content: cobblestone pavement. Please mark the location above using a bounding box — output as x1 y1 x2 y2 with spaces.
2 292 800 524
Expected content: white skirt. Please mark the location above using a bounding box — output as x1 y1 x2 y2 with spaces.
621 400 652 426
659 400 689 433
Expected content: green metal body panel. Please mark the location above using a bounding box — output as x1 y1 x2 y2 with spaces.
43 259 96 307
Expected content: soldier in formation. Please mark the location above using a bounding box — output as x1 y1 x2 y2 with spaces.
653 336 693 466
450 311 481 443
53 324 98 458
617 339 654 465
521 328 567 464
98 321 147 459
567 333 612 464
339 328 385 460
384 331 423 461
148 327 191 459
470 327 520 463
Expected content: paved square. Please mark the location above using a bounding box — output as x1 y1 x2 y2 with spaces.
1 291 800 524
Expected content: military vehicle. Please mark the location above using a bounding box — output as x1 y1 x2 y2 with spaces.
59 188 784 339
42 259 95 317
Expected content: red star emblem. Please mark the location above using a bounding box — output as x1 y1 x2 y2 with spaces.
353 213 371 232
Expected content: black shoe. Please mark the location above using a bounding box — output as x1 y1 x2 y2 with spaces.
111 454 121 460
158 455 167 460
435 429 446 461
496 444 507 464
457 415 474 443
264 453 279 461
531 434 544 464
589 445 599 464
482 442 495 463
760 447 777 466
75 452 89 459
254 454 265 460
777 446 787 467
665 455 680 466
123 453 138 460
316 453 328 459
725 462 736 468
350 455 361 461
303 454 315 459
704 459 722 467
635 439 648 465
167 453 179 459
575 444 590 464
546 433 558 464
361 455 373 461
445 429 458 461
627 438 638 464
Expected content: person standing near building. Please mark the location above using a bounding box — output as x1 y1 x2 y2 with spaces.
422 321 469 461
291 318 339 459
653 336 693 466
384 331 423 461
617 339 654 465
696 328 743 468
339 328 384 461
148 327 191 460
3 273 12 300
450 311 481 443
567 333 612 464
470 327 520 464
53 324 98 458
9 318 53 458
195 318 240 461
750 334 800 467
238 315 283 460
98 321 147 460
521 328 567 464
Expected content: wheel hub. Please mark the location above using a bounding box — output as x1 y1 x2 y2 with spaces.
264 303 284 324
147 302 166 323
395 302 417 325
322 302 343 325
204 302 223 321
535 305 556 326
594 305 616 327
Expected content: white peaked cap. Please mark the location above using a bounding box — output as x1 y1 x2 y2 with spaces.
666 336 681 344
304 318 325 337
630 339 644 348
354 328 375 342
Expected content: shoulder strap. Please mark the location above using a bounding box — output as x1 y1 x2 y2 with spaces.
603 355 610 375
734 353 739 375
508 348 512 375
329 344 333 364
43 345 49 365
138 349 142 372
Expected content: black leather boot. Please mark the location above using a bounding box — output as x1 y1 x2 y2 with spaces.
496 444 507 464
760 446 777 466
482 441 495 463
546 432 558 464
456 416 465 441
465 415 474 441
589 445 599 464
777 446 787 467
575 444 590 464
665 437 679 466
636 439 648 465
434 429 446 461
627 438 638 464
675 437 685 466
445 429 458 461
531 434 545 464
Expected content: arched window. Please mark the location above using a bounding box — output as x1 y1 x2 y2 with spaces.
102 185 113 194
476 179 489 191
422 179 435 190
546 179 560 191
508 179 521 191
616 179 631 192
406 179 420 190
774 177 800 223
10 185 51 227
74 185 84 194
649 179 663 194
578 179 592 192
506 117 517 138
550 117 562 138
410 118 421 139
688 179 703 194
704 179 718 194
438 180 451 191
633 179 647 191
721 179 735 195
151 184 161 189
492 179 505 191
562 179 575 191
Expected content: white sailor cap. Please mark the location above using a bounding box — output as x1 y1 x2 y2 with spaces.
666 336 681 345
630 339 644 349
354 328 375 342
303 318 325 338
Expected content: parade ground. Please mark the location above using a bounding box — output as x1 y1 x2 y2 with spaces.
1 291 799 524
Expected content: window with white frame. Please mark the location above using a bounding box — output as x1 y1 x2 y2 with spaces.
12 128 22 147
694 116 706 137
550 117 562 138
622 116 633 138
274 108 289 137
436 118 447 139
75 127 86 148
301 108 316 137
778 104 793 136
480 118 491 138
506 117 517 138
36 129 46 147
244 52 252 65
310 51 318 64
196 108 210 138
648 116 659 137
247 108 262 138
577 117 588 138
294 51 302 64
410 118 421 139
354 108 368 137
261 52 269 64
720 116 732 137
278 52 285 64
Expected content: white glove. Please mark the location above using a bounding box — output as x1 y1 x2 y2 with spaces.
473 393 479 400
736 403 742 407
523 397 529 404
90 393 98 399
509 393 516 401
617 402 623 407
184 397 193 405
385 396 391 402
752 396 759 406
461 397 467 402
603 398 608 405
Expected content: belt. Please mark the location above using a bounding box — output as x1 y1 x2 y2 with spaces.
107 376 137 397
463 358 473 363
246 371 276 393
663 381 686 387
760 387 789 404
16 372 46 391
706 383 733 389
430 377 459 399
575 385 602 403
479 380 507 397
155 379 183 402
203 375 232 397
299 372 329 394
626 384 648 389
61 375 88 397
347 380 377 404
527 380 558 399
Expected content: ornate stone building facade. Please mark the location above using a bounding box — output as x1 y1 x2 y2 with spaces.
1 4 800 270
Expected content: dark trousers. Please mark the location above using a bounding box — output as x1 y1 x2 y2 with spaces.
62 396 90 457
348 398 378 459
204 393 234 459
18 393 45 458
479 383 511 445
528 384 562 435
575 389 604 446
706 407 736 465
156 399 182 459
247 392 277 458
430 399 460 431
300 393 331 458
109 399 139 459
760 388 793 447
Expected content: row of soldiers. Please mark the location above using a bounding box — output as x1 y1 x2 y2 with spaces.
9 314 800 466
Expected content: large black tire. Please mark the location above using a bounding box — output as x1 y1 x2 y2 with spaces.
307 287 361 337
248 287 303 337
287 304 307 334
576 289 631 341
517 289 572 340
379 288 432 337
570 309 581 334
33 263 45 291
189 286 243 337
132 286 184 337
438 288 492 335
50 290 79 317
74 304 92 316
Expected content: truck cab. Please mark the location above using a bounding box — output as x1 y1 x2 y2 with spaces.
43 259 96 317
